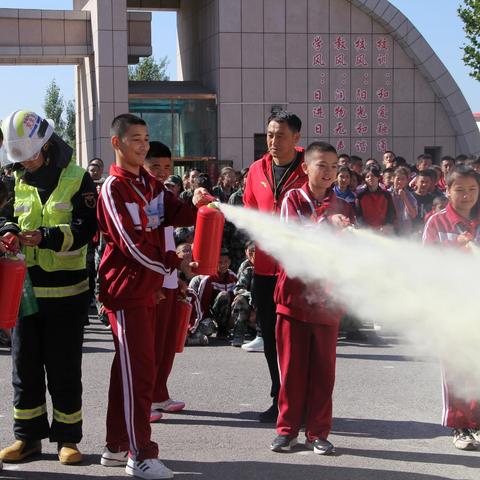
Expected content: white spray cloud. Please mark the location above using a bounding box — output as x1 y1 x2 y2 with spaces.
220 204 480 399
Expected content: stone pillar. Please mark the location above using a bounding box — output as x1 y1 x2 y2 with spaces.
76 0 129 167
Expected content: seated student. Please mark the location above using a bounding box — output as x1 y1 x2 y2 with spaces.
228 168 249 207
333 167 356 204
423 195 448 224
271 141 354 455
212 166 237 203
164 175 183 198
409 153 433 188
189 249 237 339
349 170 362 193
175 243 208 347
412 169 437 233
466 156 480 174
423 165 480 451
231 241 256 347
348 155 363 176
389 166 418 236
356 165 395 234
381 167 395 190
438 156 455 192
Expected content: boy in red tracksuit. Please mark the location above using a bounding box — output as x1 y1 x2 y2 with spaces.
271 141 354 455
96 114 206 479
144 141 191 421
243 110 307 422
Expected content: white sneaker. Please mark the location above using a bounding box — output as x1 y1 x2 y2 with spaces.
126 457 173 479
152 399 185 413
241 336 264 352
100 447 128 466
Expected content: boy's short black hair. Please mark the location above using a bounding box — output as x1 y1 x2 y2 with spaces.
338 153 350 161
111 113 146 138
384 150 395 156
146 141 172 159
417 153 433 163
455 154 468 163
305 141 337 162
362 164 381 178
337 166 351 177
88 157 104 167
441 155 455 163
197 173 212 190
348 155 362 168
392 156 407 168
417 168 436 180
383 167 394 175
267 110 302 133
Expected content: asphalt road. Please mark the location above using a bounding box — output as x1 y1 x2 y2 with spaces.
0 320 478 480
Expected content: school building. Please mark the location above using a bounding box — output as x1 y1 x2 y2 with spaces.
0 0 479 171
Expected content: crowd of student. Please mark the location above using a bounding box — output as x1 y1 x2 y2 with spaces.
0 108 480 480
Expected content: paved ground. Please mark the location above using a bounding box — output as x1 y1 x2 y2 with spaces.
0 320 479 480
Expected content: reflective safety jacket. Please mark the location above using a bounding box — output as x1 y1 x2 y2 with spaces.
15 161 87 272
0 154 98 299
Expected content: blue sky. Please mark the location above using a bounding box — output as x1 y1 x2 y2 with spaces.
0 0 478 120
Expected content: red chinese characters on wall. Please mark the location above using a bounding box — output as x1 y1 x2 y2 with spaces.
336 140 346 152
334 105 346 119
355 140 368 153
312 105 326 119
355 122 369 136
376 138 389 153
333 122 347 136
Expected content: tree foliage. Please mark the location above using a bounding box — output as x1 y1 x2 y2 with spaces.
64 99 76 148
43 79 65 135
458 0 480 81
43 79 76 148
128 55 170 81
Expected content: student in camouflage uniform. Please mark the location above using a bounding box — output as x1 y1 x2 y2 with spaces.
231 242 256 347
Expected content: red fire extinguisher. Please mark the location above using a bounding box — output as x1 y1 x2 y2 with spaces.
175 299 193 353
0 255 27 329
192 201 225 275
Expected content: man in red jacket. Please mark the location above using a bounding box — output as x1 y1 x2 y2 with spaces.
243 110 307 422
96 114 207 479
271 141 354 455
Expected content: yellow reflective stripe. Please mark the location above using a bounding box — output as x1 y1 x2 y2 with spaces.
14 404 47 420
33 279 89 298
59 224 74 252
53 408 82 424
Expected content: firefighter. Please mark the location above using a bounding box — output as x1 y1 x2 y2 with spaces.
0 110 97 465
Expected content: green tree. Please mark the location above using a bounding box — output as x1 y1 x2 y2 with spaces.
458 0 480 81
128 55 170 81
64 99 76 148
43 79 65 135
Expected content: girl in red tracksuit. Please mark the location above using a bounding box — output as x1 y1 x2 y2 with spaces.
423 165 480 451
96 114 202 479
356 164 395 234
270 141 354 455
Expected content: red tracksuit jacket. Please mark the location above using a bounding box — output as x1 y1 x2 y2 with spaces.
196 270 238 319
274 183 355 324
356 186 395 229
97 165 196 310
243 147 307 276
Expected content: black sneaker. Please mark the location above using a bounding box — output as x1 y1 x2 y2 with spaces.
270 435 298 452
259 403 278 423
305 438 335 455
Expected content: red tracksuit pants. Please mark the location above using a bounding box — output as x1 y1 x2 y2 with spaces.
106 306 158 460
442 370 480 429
153 288 179 403
276 314 338 441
